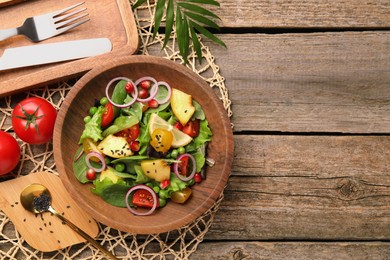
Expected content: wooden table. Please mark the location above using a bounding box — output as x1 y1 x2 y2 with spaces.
1 1 390 259
189 1 390 259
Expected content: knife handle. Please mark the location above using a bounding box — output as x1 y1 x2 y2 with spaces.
0 28 17 41
0 0 28 8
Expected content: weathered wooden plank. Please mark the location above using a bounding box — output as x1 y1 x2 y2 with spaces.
204 135 390 240
213 0 390 28
193 242 390 259
208 32 390 133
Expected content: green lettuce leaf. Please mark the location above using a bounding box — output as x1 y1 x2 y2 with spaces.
79 106 104 144
102 115 139 137
192 100 205 120
72 146 101 183
92 178 130 208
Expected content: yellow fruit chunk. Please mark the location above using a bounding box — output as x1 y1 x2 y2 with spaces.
100 168 122 183
97 135 133 158
171 187 192 204
148 113 192 148
82 138 103 162
141 159 170 182
170 88 195 126
150 128 173 153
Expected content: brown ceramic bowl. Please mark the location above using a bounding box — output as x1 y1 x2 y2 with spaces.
53 56 233 234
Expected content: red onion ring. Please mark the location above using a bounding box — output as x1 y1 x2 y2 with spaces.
125 184 158 216
85 151 106 172
135 76 159 103
173 153 197 182
154 81 172 104
74 147 84 162
106 77 138 108
134 76 157 88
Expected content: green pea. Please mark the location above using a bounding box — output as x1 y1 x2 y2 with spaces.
115 163 125 172
104 157 111 165
178 147 186 155
153 185 160 194
100 97 109 106
159 189 170 199
159 198 167 208
83 116 91 123
170 149 179 159
89 106 98 116
146 183 154 189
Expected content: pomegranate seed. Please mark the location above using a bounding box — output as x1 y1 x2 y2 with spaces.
148 99 159 108
194 173 202 183
138 89 149 99
125 82 135 93
140 80 151 90
86 168 97 181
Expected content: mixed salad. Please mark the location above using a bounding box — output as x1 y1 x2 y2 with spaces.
73 76 213 215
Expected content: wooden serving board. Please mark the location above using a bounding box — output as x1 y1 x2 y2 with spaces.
0 171 99 252
0 0 29 8
0 0 139 97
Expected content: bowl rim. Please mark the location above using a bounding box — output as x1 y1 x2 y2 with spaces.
53 55 234 234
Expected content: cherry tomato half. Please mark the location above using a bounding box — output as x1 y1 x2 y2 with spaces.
12 97 57 144
182 119 200 137
130 140 140 152
101 103 114 127
132 189 159 208
0 131 20 175
177 155 189 176
115 124 140 144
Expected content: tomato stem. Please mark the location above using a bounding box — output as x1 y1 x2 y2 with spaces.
14 104 44 135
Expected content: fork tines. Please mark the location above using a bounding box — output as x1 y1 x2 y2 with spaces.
53 2 89 33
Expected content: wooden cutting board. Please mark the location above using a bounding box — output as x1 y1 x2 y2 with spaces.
0 0 139 97
0 171 99 252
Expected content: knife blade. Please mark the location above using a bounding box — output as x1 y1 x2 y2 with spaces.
0 38 112 71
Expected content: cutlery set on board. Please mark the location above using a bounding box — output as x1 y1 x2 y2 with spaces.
0 0 139 96
0 2 113 70
0 0 138 257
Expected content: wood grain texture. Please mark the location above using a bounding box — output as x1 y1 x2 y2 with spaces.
205 135 390 240
0 0 28 7
208 32 390 133
0 0 139 97
194 242 390 259
213 0 390 28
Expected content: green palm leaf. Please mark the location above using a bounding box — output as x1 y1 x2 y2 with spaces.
177 2 220 19
185 11 220 29
132 0 147 10
176 6 190 63
190 20 226 47
189 24 202 61
133 0 226 63
153 0 166 39
186 0 220 6
163 0 175 48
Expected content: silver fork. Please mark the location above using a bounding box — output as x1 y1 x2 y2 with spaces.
0 2 89 42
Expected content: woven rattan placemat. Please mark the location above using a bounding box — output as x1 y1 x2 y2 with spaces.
0 1 232 259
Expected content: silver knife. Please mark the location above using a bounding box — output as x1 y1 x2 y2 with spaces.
0 38 112 71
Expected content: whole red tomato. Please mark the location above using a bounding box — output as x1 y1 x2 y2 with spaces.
0 131 20 175
12 97 57 144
